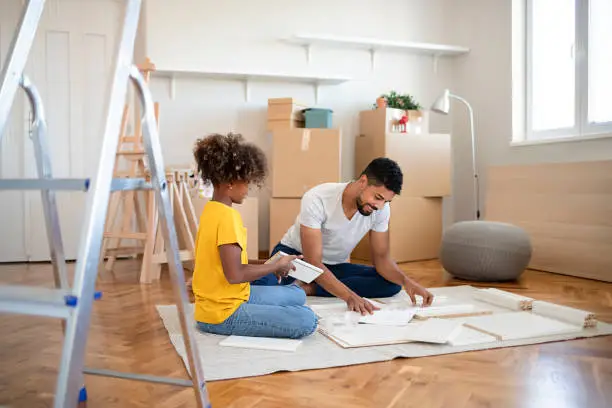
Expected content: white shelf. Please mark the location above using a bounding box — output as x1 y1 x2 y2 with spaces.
153 68 351 102
285 33 470 70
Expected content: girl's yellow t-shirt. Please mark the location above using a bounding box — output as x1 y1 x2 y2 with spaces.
192 200 250 324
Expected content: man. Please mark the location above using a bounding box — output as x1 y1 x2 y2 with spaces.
255 157 434 315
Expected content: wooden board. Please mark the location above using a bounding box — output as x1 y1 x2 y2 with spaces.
485 160 612 282
463 312 584 341
320 318 465 348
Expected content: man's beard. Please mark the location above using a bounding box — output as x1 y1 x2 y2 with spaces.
356 197 373 216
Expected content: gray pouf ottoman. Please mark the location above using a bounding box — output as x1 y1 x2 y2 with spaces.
439 221 532 281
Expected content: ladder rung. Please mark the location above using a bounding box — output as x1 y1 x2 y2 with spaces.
0 285 72 319
0 178 153 192
0 178 89 191
104 232 147 240
105 246 144 256
110 178 153 191
113 172 149 179
84 367 193 387
120 136 140 143
117 151 145 161
0 285 102 319
117 150 144 155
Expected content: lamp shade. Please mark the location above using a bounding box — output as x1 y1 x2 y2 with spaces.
431 89 451 114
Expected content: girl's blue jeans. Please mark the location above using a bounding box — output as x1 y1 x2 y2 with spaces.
196 284 318 339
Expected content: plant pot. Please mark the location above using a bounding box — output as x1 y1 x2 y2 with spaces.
376 97 387 109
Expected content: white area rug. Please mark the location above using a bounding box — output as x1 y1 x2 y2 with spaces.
156 285 612 381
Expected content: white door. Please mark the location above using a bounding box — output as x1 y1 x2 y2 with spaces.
0 1 28 262
0 0 122 262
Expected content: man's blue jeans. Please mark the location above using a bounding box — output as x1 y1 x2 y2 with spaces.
252 243 402 298
196 284 318 339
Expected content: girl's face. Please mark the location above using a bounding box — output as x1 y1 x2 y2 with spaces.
229 180 249 204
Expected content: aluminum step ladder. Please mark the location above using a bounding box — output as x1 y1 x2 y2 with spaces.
0 1 211 407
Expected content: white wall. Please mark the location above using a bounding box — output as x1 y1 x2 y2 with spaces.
447 0 612 222
139 0 461 251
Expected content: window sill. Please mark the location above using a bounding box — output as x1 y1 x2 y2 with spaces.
511 132 612 147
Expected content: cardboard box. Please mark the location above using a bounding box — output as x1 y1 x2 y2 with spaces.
267 118 305 132
354 132 451 197
351 197 443 263
192 197 259 259
360 108 430 136
407 110 430 135
269 198 301 253
268 97 308 121
272 128 342 198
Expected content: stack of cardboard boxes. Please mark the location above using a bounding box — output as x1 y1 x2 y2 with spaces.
352 107 451 263
267 98 342 253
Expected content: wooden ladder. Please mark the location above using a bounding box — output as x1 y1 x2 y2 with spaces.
100 58 160 282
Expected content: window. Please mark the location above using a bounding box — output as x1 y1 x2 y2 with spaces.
526 0 612 141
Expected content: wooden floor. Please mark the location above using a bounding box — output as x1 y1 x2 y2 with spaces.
0 259 611 408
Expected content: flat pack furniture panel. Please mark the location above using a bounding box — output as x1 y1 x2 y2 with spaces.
485 160 612 282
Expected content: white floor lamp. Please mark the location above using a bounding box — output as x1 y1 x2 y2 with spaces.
432 90 533 283
431 89 480 220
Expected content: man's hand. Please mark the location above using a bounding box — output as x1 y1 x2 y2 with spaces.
273 255 302 283
345 293 380 316
369 229 433 307
404 278 434 306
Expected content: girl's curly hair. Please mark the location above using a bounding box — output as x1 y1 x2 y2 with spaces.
193 133 268 188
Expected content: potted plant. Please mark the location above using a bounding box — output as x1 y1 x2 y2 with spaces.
374 91 422 111
373 91 426 133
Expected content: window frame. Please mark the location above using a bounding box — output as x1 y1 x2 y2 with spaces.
525 0 612 141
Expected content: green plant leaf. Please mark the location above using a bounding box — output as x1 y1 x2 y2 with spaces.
377 90 422 110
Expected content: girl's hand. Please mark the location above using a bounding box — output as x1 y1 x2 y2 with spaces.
273 255 302 282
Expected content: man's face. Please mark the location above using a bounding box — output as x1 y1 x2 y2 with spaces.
356 181 395 216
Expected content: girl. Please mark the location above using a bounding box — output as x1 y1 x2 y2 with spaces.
191 133 318 339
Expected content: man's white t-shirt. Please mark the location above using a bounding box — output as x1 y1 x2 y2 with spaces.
280 182 390 265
